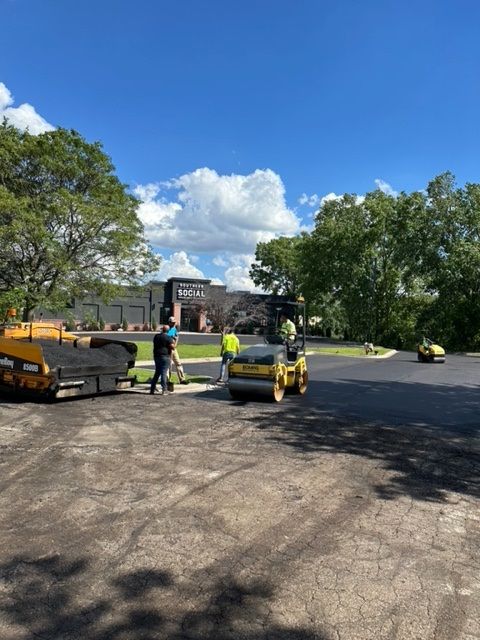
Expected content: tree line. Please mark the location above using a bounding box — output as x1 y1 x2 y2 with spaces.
250 173 480 350
0 122 159 321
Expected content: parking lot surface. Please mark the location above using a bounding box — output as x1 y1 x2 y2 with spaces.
0 352 479 639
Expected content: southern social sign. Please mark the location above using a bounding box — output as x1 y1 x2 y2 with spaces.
176 282 206 300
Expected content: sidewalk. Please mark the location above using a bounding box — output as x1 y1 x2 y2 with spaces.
124 380 221 395
136 357 221 366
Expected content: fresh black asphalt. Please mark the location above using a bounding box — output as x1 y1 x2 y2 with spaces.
183 351 480 434
86 331 480 433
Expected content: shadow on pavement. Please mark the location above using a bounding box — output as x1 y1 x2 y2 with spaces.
196 377 480 504
0 554 328 639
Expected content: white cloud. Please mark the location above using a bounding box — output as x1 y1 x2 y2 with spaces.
320 192 342 206
0 83 12 109
224 255 263 292
212 255 228 267
318 179 398 210
320 192 365 207
153 251 205 281
135 167 302 254
298 192 319 207
0 82 54 134
134 183 161 202
374 178 398 197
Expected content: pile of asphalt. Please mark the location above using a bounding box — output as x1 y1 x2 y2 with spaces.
29 340 131 369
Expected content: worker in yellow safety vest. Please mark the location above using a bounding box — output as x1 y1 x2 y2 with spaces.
279 314 297 343
216 328 240 383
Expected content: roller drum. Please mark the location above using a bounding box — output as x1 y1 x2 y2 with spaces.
228 377 285 402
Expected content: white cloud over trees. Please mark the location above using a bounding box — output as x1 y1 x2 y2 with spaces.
153 251 205 281
135 167 302 255
374 178 398 197
224 255 263 292
0 82 54 134
135 167 303 291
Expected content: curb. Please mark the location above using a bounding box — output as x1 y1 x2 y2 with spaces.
306 349 397 360
136 350 399 366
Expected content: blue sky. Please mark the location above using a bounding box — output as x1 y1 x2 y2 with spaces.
1 0 480 289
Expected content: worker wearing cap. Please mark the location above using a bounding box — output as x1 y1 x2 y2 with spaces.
167 317 188 385
216 328 240 383
150 325 175 395
279 314 296 343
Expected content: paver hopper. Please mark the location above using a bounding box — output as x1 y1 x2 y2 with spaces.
0 311 136 399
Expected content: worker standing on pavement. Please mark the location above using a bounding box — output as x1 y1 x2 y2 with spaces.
216 328 240 384
150 325 175 395
167 317 188 385
279 313 297 343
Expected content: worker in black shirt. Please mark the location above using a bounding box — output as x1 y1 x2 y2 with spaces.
150 325 175 395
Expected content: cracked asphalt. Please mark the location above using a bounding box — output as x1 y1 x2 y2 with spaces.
0 351 479 639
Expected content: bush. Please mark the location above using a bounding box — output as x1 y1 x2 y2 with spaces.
142 322 150 331
121 317 129 331
64 312 76 332
83 310 99 331
134 325 141 331
151 318 158 331
99 317 106 331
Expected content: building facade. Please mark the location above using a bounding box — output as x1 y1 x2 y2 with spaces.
37 277 289 332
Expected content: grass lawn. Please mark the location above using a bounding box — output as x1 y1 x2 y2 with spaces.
309 346 389 357
134 342 220 361
129 368 211 384
134 341 390 360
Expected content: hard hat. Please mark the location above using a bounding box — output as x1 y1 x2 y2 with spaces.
168 317 176 323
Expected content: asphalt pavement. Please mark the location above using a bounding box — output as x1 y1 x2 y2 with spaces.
181 350 480 433
1 349 479 639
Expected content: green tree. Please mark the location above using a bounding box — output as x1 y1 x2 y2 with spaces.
0 288 25 321
249 236 305 297
419 174 480 349
0 123 160 320
301 190 426 344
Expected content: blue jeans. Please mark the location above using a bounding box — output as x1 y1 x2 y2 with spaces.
151 355 171 392
218 351 235 381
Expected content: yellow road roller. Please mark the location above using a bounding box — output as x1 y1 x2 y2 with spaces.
0 309 137 399
227 300 307 402
417 337 446 363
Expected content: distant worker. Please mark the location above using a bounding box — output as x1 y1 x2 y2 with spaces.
167 317 188 385
216 328 240 384
364 342 374 355
279 314 297 343
150 325 175 395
